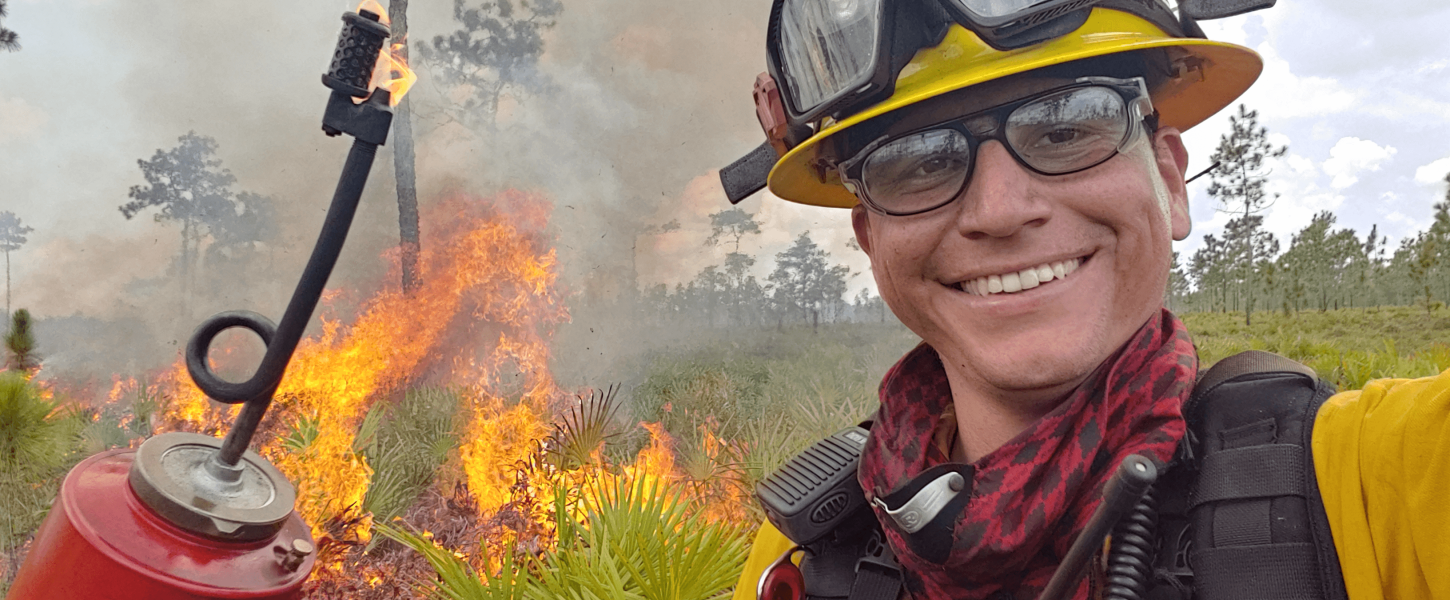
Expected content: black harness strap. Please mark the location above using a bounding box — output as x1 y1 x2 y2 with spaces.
1194 350 1317 394
846 564 902 600
1194 543 1325 600
1176 350 1347 600
1192 444 1306 506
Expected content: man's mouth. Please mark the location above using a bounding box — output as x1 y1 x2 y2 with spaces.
951 255 1088 296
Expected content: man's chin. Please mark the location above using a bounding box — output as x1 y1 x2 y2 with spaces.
962 342 1104 399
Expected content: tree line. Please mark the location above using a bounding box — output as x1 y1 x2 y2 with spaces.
1170 105 1450 318
1171 195 1450 315
637 208 888 331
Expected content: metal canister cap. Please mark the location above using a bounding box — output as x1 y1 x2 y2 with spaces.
129 431 297 542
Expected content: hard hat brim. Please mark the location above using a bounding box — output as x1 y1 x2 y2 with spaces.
767 9 1263 209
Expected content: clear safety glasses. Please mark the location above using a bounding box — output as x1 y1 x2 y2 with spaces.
837 76 1154 216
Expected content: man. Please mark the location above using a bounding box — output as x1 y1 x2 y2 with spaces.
725 1 1450 598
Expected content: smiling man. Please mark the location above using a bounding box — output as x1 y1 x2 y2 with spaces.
724 0 1450 599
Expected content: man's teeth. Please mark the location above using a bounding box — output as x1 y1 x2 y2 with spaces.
958 258 1081 296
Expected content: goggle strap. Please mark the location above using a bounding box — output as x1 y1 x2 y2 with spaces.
891 1 953 71
720 142 779 205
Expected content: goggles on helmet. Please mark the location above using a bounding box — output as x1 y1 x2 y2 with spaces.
837 76 1153 216
767 0 1185 128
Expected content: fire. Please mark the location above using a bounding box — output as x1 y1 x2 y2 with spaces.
353 0 416 106
160 190 568 540
129 186 754 587
375 43 417 107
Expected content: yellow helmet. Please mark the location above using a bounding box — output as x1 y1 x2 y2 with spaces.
764 7 1262 209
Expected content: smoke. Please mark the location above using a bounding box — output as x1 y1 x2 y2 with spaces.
5 0 882 390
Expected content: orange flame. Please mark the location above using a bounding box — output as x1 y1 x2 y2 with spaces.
351 1 415 106
129 186 755 582
160 190 567 540
375 42 417 107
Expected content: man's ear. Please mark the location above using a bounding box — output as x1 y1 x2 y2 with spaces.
851 204 874 255
1153 127 1192 241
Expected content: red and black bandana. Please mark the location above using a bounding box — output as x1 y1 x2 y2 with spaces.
859 309 1196 600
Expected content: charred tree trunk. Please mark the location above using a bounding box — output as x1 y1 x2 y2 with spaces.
391 0 421 293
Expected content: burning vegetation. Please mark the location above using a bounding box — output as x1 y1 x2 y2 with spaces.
58 190 753 598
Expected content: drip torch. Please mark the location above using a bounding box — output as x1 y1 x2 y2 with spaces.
6 10 399 599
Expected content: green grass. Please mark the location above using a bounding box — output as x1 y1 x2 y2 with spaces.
627 323 920 504
361 386 461 532
0 373 87 558
1183 306 1450 390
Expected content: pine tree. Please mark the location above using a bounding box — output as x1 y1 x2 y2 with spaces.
119 132 238 317
4 309 37 375
706 208 763 326
0 212 33 317
390 0 422 293
768 233 851 332
1206 104 1287 325
0 0 19 52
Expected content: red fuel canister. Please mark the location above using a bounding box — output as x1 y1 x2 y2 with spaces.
5 433 314 599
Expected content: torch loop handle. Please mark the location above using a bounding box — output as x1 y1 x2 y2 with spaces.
186 137 383 467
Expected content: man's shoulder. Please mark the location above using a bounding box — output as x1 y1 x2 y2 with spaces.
1313 368 1450 599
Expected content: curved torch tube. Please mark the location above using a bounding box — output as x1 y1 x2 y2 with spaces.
186 8 394 470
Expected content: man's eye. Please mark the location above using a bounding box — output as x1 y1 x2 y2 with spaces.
1045 128 1080 145
911 155 964 177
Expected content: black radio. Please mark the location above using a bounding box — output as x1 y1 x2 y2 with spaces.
756 426 871 545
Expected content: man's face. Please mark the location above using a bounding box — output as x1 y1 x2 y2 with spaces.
851 78 1192 406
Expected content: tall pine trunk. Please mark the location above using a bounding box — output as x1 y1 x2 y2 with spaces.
391 0 421 293
1243 195 1253 327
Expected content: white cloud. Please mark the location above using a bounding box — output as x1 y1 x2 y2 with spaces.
1413 156 1450 186
1321 137 1396 189
1242 43 1362 121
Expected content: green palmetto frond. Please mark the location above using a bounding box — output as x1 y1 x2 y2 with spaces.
389 474 749 600
363 387 461 535
546 384 622 470
376 522 533 600
280 413 321 453
581 476 749 600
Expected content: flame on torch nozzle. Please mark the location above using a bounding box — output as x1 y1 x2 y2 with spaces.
353 0 415 106
376 42 417 107
357 0 391 25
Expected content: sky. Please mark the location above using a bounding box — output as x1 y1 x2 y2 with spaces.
1 0 1449 343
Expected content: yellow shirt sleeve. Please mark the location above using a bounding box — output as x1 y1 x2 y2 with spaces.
732 522 797 600
1313 368 1450 600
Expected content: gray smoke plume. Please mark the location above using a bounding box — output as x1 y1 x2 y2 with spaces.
3 0 880 391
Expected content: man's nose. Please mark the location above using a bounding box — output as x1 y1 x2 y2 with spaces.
951 140 1051 240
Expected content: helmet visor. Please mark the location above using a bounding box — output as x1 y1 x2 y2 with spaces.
778 0 884 115
954 0 1060 19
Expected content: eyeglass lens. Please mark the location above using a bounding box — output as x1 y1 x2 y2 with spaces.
860 85 1130 214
